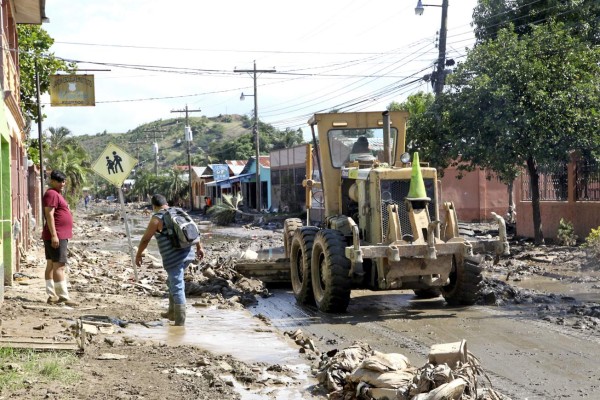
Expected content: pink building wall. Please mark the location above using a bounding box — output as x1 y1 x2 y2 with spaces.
439 166 510 223
515 157 600 240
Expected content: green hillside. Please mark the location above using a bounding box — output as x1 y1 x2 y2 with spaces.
76 114 252 172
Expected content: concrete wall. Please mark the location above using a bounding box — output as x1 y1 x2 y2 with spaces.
439 166 510 222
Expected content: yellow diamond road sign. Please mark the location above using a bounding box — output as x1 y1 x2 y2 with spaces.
92 143 138 187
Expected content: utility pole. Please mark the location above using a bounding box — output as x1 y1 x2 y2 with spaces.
415 0 449 96
435 0 448 96
141 130 166 176
171 105 201 210
129 140 151 175
234 61 276 211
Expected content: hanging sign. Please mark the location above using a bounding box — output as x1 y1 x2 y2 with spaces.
49 74 96 106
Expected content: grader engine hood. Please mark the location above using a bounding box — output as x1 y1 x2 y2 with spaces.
341 163 438 245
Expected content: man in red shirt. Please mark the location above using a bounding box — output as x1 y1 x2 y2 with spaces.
42 170 78 306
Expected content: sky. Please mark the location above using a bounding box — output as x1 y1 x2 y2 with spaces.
40 0 479 140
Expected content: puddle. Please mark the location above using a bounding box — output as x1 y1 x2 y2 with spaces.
257 247 285 261
489 272 600 303
125 305 319 399
125 306 304 365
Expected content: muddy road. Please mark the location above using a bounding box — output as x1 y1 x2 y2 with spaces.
155 211 600 399
250 285 599 399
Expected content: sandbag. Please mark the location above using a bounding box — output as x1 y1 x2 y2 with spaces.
411 378 467 400
348 368 416 389
359 351 411 372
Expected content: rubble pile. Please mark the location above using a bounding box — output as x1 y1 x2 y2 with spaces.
18 206 274 310
312 339 509 400
477 277 563 306
185 256 270 308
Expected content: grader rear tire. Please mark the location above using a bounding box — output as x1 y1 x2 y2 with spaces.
283 218 302 258
441 256 483 305
290 227 319 304
311 229 351 313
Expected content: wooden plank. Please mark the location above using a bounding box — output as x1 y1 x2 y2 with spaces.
234 259 291 283
0 337 79 351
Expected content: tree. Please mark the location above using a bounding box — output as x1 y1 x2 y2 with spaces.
46 143 90 206
387 93 450 170
438 22 600 244
47 126 77 152
17 25 75 125
208 133 254 161
473 0 600 45
270 128 304 150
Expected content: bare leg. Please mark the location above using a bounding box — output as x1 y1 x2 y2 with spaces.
51 262 66 282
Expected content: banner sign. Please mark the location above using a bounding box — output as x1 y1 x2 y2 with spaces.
49 74 96 106
211 164 230 181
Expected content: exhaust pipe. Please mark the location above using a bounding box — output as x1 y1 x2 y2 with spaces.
382 111 391 164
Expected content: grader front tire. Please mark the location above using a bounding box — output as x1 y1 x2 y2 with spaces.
441 256 483 305
290 227 318 304
311 229 351 313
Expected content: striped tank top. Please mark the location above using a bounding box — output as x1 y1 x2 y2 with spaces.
153 210 195 270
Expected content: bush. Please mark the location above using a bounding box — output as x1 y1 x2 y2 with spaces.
557 218 577 246
582 226 600 258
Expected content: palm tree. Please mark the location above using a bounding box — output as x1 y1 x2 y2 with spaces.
130 170 158 202
46 143 90 206
163 168 187 205
47 126 77 153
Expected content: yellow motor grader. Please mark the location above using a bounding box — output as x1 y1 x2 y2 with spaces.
282 111 509 313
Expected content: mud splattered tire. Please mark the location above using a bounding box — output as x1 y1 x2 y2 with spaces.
290 227 319 304
413 288 442 299
311 229 351 313
283 218 303 258
441 256 483 305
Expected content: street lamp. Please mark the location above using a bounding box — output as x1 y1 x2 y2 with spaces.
415 0 448 96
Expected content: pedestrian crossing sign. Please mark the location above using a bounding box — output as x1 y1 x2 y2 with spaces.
92 143 138 187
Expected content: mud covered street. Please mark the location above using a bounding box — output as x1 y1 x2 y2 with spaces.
1 202 599 399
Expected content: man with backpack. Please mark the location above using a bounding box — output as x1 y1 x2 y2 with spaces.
135 194 204 326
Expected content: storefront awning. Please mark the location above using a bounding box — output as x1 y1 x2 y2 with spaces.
206 172 255 188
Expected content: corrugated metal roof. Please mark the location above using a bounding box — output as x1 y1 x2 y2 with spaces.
259 156 271 168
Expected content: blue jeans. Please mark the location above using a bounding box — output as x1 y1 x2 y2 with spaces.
166 260 190 305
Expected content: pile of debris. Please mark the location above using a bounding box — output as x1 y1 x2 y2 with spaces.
185 256 270 308
306 335 509 400
18 208 274 310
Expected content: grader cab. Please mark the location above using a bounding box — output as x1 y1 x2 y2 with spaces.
283 111 509 313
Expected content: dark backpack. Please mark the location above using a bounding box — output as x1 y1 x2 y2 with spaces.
160 207 200 249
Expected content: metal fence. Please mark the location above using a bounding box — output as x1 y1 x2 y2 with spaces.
521 162 568 201
575 159 600 201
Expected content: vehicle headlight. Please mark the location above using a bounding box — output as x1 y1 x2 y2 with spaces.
400 152 411 164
